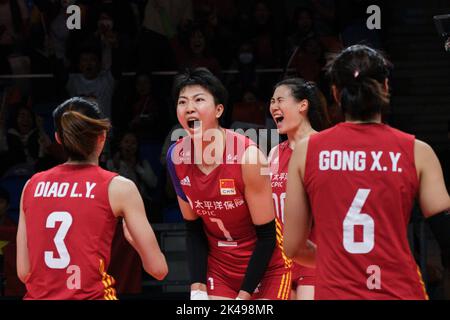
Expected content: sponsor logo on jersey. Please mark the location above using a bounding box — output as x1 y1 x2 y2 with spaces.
180 176 191 186
219 179 236 195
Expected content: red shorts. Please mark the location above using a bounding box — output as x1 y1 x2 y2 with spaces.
206 268 291 300
291 263 316 288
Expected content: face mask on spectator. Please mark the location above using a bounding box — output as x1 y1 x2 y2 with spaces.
239 53 253 65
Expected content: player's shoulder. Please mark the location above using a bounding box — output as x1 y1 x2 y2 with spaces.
414 138 436 162
383 124 415 140
110 175 137 190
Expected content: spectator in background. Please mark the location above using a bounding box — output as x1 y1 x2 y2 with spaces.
286 7 316 58
97 1 137 71
229 40 258 91
47 0 73 67
335 0 384 49
107 131 157 212
64 46 116 121
249 0 283 68
178 25 221 75
138 0 193 71
194 1 234 68
289 35 326 84
310 0 343 53
1 106 54 174
230 86 266 128
124 73 167 142
0 0 30 74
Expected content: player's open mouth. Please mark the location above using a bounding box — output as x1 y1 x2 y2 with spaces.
187 118 201 129
274 115 284 124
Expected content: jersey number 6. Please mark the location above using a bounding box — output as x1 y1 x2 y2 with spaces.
343 189 375 254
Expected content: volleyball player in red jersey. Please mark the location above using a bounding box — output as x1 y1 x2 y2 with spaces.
16 97 168 300
284 45 450 299
268 78 329 300
167 68 290 300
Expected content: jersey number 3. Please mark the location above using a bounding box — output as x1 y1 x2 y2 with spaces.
343 189 375 254
45 211 73 269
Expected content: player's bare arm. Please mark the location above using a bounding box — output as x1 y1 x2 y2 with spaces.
284 137 316 268
109 176 168 280
17 180 31 283
242 145 276 225
414 139 450 217
415 139 450 264
237 145 277 300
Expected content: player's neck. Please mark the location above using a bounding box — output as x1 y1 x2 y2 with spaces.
66 155 98 166
287 123 315 150
345 114 382 124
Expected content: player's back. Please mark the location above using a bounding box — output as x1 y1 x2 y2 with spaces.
305 122 427 299
22 164 118 300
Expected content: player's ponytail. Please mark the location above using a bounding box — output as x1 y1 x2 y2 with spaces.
328 44 392 121
53 97 111 161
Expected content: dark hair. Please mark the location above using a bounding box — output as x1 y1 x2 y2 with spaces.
274 77 331 130
172 67 228 107
53 97 111 161
328 44 392 121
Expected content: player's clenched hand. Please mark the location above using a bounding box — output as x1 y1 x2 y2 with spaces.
236 290 251 300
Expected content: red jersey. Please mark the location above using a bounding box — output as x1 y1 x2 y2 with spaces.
22 164 118 300
269 140 315 282
168 130 288 282
304 122 427 300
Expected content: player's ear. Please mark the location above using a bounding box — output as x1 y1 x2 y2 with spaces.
98 131 107 144
298 99 309 114
215 104 224 119
55 132 62 145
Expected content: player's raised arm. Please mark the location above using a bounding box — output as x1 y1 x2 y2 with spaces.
284 137 316 268
109 176 168 280
239 145 277 300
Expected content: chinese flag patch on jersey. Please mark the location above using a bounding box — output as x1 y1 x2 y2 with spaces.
220 179 236 195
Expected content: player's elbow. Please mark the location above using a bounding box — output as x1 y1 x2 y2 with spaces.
144 253 168 280
17 266 28 284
